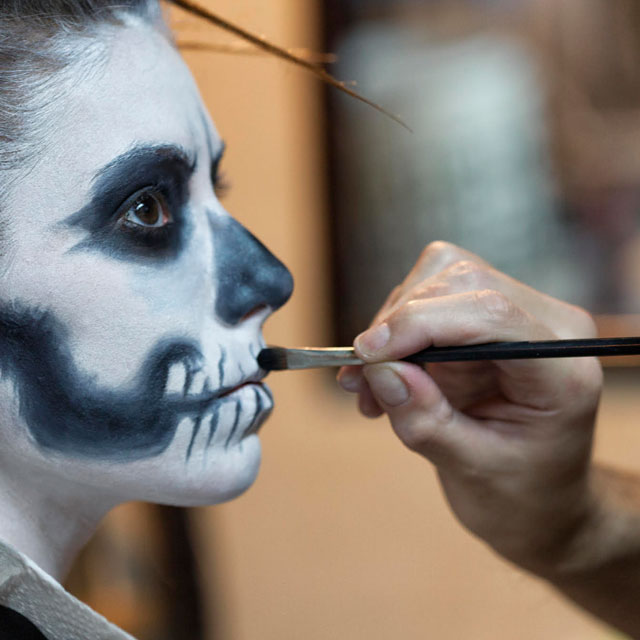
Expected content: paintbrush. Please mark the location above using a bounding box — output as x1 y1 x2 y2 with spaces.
258 336 640 371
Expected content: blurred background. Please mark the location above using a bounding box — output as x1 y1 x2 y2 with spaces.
65 0 640 638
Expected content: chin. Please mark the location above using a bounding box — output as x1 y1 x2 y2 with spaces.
142 434 263 507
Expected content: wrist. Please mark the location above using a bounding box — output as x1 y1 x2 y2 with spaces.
493 483 594 580
531 465 640 584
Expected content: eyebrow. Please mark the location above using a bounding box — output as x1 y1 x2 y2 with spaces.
90 143 197 194
63 143 198 260
65 143 196 228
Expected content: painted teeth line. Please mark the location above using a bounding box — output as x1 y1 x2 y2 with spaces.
168 349 263 400
183 366 195 397
183 384 272 460
189 370 207 396
206 404 220 448
224 400 242 449
174 345 270 460
241 386 265 439
166 342 264 401
218 346 227 388
185 399 228 461
186 414 203 461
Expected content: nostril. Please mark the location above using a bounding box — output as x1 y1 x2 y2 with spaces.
240 303 268 323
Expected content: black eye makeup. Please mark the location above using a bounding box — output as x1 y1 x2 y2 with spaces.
64 144 197 262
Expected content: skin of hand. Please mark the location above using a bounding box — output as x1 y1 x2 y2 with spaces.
337 241 604 575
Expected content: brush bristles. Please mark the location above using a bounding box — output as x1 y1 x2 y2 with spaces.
258 346 364 370
258 348 290 371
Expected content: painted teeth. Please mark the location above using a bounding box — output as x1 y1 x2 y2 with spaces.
189 371 208 396
181 388 272 461
166 362 188 395
183 405 223 461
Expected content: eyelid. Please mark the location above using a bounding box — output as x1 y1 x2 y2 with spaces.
114 185 161 223
64 144 194 261
114 185 176 234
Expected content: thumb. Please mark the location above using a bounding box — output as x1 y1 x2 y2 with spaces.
362 362 502 468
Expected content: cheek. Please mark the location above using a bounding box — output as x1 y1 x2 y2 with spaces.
19 264 209 390
65 232 216 387
129 229 215 319
4 210 219 390
59 276 163 388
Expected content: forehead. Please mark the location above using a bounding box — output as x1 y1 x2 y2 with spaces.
10 18 215 222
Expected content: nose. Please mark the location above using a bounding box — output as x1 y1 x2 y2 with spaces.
211 216 294 325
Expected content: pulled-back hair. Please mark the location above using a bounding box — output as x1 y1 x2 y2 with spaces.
0 0 392 227
0 0 353 258
2 0 154 22
0 0 393 175
0 1 161 178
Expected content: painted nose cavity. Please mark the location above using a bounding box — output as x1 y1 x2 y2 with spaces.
212 217 294 325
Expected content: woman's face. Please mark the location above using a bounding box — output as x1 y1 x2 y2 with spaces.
0 18 292 506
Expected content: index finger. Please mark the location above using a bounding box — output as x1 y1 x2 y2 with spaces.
353 290 583 411
369 242 487 327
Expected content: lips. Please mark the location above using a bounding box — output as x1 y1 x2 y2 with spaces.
179 379 273 460
217 379 263 400
164 352 266 401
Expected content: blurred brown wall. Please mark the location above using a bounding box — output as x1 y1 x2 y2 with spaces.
175 2 631 639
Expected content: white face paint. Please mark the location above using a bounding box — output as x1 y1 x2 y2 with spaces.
0 17 293 508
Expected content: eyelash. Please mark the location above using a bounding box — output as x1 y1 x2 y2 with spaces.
113 158 229 240
114 185 175 237
213 170 231 200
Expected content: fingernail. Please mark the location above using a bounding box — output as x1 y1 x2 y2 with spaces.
337 369 361 392
355 323 390 358
364 365 410 407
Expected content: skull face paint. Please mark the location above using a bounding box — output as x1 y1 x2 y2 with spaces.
0 18 292 507
0 303 277 462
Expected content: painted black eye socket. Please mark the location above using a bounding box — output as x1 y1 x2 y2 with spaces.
64 144 195 262
118 190 172 229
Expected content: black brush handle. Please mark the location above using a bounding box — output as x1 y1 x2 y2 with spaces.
403 337 640 364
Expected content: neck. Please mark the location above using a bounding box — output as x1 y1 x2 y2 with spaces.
0 458 113 582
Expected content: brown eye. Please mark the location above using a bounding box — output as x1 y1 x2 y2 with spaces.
121 192 171 228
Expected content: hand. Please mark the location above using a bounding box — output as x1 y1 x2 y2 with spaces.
337 242 603 573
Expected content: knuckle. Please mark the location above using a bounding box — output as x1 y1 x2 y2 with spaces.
396 401 454 456
474 289 516 324
392 298 425 329
419 241 462 266
447 259 488 290
399 420 435 453
416 280 450 299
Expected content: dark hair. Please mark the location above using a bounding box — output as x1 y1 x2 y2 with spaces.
0 0 396 181
1 0 374 259
0 0 398 257
0 1 162 177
